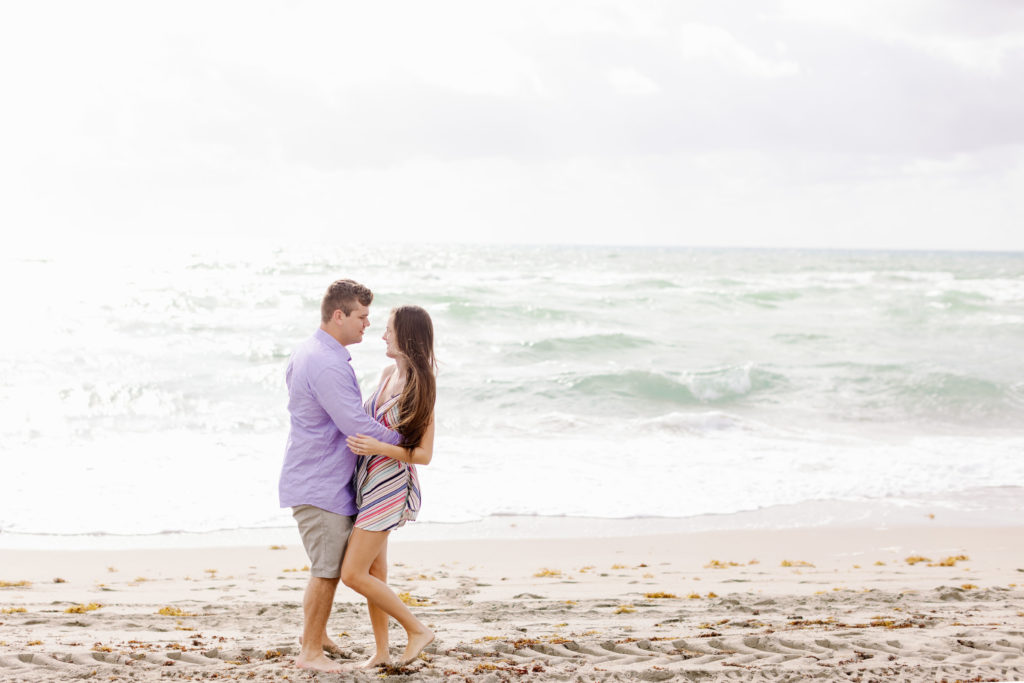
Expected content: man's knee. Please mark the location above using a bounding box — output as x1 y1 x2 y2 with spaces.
305 575 339 606
310 575 340 590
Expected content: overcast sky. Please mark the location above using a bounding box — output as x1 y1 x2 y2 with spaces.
2 0 1023 251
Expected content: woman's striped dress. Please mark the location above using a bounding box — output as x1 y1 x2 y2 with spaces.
353 382 422 531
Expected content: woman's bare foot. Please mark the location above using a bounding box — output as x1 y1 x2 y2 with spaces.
360 653 391 668
294 653 344 673
399 629 435 666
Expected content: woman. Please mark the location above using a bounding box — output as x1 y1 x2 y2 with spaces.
342 305 436 668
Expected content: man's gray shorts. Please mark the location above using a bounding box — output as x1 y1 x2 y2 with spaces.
292 505 354 579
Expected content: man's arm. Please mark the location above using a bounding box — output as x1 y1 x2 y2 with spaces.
311 365 401 445
347 413 434 465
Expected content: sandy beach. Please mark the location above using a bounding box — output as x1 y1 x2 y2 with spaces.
1 524 1022 681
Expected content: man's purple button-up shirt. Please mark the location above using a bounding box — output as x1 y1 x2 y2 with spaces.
279 328 401 516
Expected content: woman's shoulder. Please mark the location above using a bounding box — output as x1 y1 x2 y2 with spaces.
378 364 398 382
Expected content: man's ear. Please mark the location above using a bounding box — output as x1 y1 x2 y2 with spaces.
331 308 347 323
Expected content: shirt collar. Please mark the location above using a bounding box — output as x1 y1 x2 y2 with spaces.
315 328 352 362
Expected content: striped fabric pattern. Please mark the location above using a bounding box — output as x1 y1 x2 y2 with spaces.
353 382 421 531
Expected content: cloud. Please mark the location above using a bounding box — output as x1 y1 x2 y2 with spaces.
1 0 1022 250
607 67 661 95
781 0 1024 74
677 22 801 78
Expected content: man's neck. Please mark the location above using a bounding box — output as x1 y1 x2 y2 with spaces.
320 323 347 346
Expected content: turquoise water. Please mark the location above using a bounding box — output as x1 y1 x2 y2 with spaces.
1 244 1022 536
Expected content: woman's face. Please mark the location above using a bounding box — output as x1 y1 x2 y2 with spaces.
383 315 398 359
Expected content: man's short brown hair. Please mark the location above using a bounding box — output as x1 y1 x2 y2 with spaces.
321 279 373 322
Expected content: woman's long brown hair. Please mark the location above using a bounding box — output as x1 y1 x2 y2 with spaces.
392 306 436 451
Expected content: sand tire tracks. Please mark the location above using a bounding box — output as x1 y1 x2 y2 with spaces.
2 637 1024 681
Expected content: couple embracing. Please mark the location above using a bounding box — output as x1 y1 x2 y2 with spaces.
278 279 436 673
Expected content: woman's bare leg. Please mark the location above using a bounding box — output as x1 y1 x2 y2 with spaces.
364 545 390 666
341 528 434 666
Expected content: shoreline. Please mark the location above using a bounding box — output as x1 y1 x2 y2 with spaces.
2 486 1021 550
4 525 1021 589
2 525 1023 680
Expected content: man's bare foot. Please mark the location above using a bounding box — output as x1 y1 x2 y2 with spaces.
321 636 343 656
295 653 344 673
298 634 343 656
360 654 390 668
398 629 435 666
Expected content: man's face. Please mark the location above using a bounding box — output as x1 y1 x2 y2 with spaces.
336 303 370 345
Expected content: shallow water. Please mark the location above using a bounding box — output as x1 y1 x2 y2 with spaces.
2 244 1022 537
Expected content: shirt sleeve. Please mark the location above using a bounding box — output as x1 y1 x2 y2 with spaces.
310 364 402 445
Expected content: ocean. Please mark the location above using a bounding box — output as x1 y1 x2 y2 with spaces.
2 243 1022 543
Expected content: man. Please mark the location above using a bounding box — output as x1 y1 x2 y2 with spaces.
279 279 401 673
